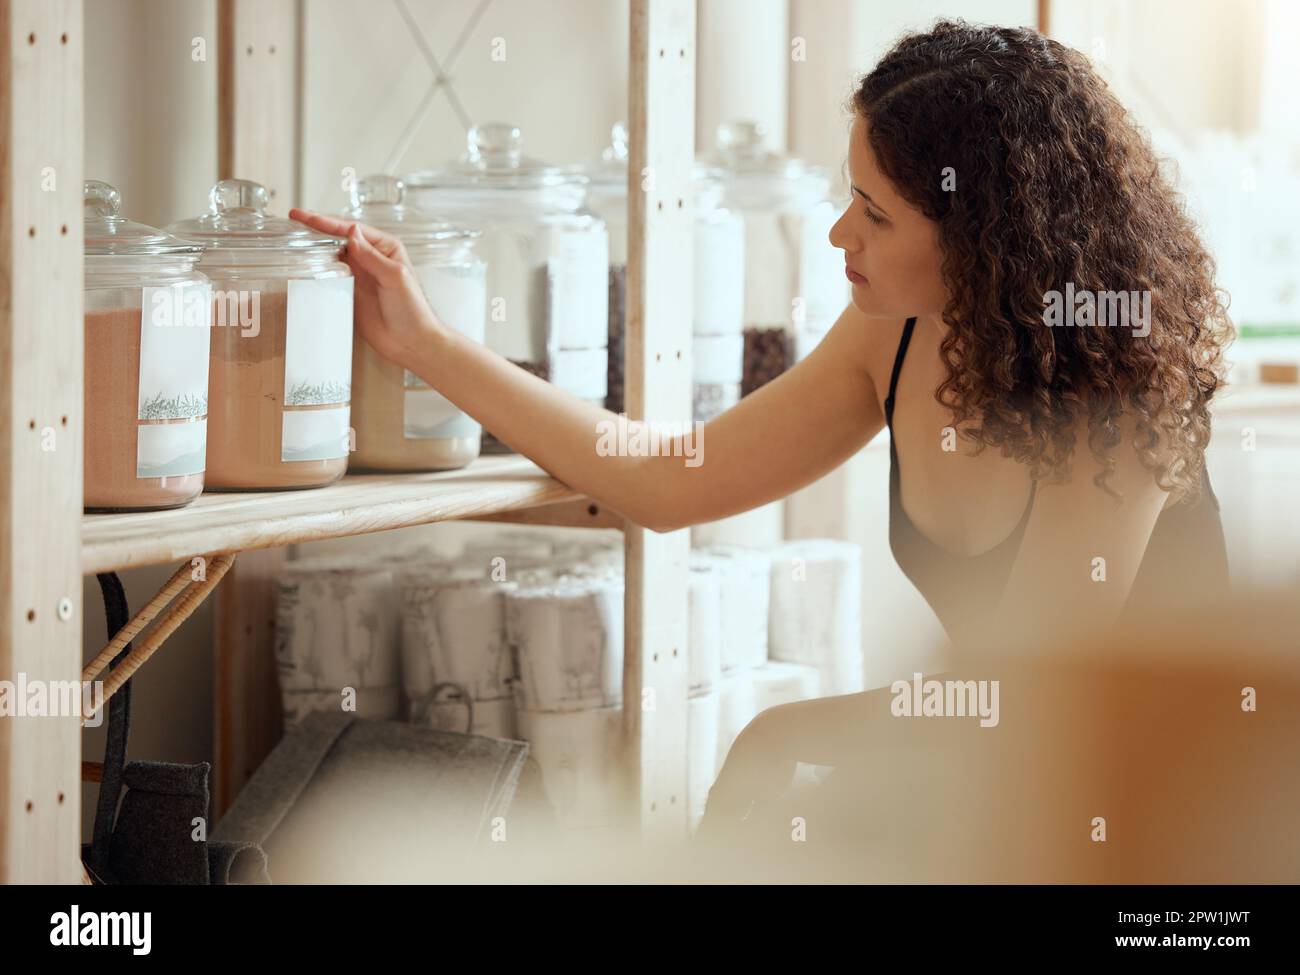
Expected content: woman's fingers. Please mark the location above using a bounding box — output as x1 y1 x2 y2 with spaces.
288 208 356 237
289 209 407 260
346 223 407 286
290 207 405 286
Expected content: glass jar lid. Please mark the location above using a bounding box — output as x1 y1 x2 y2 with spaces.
341 174 479 245
704 120 831 201
695 166 727 211
584 121 728 208
584 121 631 191
84 180 203 257
167 179 345 254
404 123 586 192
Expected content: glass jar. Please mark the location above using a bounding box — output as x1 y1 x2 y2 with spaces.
83 180 211 512
704 120 848 394
341 174 486 471
167 179 354 490
584 123 745 416
404 123 608 451
692 333 742 423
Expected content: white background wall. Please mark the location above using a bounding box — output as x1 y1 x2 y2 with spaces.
297 0 630 211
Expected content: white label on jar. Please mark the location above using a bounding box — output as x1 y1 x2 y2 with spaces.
743 212 797 327
282 277 354 461
546 228 608 353
694 213 745 335
404 388 481 439
416 262 486 344
693 333 744 385
797 200 849 327
550 347 608 400
137 283 212 478
282 406 351 463
402 262 487 440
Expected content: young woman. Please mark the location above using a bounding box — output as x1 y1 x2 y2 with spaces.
291 21 1231 840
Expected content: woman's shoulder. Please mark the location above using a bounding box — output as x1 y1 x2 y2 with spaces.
1045 408 1185 508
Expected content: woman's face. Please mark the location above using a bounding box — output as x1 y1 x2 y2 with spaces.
830 114 949 320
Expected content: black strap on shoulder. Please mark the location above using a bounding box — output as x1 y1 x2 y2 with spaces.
884 316 918 424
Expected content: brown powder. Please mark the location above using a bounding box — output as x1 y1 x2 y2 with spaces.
205 289 348 490
349 336 479 471
84 306 205 512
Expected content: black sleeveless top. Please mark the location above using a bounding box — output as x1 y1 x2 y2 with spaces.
884 316 1230 643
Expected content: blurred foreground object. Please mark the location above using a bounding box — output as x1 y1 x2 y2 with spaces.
688 585 1300 883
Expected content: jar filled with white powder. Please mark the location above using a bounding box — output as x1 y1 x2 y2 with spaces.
404 123 608 451
341 174 486 471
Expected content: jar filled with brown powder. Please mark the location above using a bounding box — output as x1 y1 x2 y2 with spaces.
168 180 354 490
83 180 211 512
340 175 486 471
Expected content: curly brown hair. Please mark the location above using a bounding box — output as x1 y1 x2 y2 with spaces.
853 20 1232 501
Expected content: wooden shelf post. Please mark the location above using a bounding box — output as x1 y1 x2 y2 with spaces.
0 0 84 884
625 0 695 839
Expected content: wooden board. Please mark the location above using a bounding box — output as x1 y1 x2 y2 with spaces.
0 0 84 884
212 547 284 816
82 455 582 574
465 496 625 531
217 0 298 205
624 0 695 840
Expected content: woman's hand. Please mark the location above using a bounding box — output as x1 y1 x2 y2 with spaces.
289 209 443 370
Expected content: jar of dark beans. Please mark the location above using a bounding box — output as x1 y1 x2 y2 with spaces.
742 325 794 396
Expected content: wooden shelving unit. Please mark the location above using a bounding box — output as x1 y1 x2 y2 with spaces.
82 455 602 574
0 0 696 882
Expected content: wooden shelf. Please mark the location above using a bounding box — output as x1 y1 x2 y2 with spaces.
82 454 590 574
0 0 695 879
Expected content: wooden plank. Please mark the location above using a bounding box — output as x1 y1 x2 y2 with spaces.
0 0 83 884
625 0 695 840
217 0 298 205
212 547 284 816
465 497 625 531
82 456 581 574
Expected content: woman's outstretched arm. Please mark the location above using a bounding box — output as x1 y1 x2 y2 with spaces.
291 209 886 533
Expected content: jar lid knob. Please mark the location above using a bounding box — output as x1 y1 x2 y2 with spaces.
352 174 405 209
604 121 629 163
716 119 765 155
209 178 270 214
465 123 522 168
84 179 121 217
